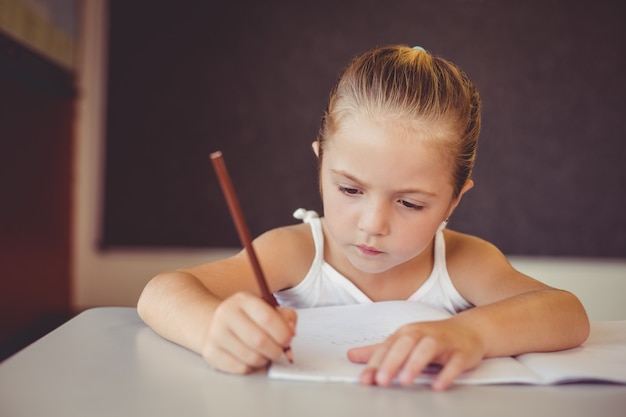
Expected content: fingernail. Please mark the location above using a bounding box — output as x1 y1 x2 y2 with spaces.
398 369 412 384
375 370 390 386
360 368 376 385
432 379 447 391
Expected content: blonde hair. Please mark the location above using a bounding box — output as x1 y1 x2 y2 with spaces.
317 45 481 198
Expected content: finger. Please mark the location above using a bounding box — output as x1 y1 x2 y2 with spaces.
213 320 272 369
397 336 438 386
230 310 286 364
347 344 380 385
211 350 254 374
374 335 417 386
347 343 387 386
245 302 295 349
202 333 254 374
347 344 379 364
359 367 377 386
432 354 467 391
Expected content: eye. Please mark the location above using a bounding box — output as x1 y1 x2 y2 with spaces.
398 199 424 210
339 186 360 196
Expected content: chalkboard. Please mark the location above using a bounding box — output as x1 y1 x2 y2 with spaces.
103 0 626 257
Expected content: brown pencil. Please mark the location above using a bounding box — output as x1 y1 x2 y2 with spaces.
210 151 293 363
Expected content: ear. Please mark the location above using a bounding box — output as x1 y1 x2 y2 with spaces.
312 141 320 157
446 180 474 219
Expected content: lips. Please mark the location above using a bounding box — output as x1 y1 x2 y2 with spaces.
357 245 383 256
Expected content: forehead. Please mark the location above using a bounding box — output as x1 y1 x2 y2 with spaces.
323 116 455 193
329 109 456 150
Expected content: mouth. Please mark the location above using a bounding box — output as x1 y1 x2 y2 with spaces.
356 244 383 256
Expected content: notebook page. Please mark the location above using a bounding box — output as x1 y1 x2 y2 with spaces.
269 301 547 385
515 320 626 384
269 301 450 382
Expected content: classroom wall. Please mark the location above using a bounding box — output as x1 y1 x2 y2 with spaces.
0 0 79 360
101 0 626 258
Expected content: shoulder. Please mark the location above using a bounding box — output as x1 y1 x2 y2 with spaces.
253 222 316 290
443 229 549 306
178 222 314 299
255 222 315 251
443 229 511 287
443 229 506 265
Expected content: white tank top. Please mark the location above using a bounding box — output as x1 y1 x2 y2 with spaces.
274 209 473 315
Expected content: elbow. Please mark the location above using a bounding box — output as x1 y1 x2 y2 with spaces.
577 312 591 346
136 273 167 323
136 279 152 323
568 291 591 346
572 315 591 347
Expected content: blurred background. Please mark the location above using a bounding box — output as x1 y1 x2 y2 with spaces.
1 0 625 360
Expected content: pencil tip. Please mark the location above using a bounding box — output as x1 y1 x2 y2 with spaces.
285 347 294 364
210 151 222 159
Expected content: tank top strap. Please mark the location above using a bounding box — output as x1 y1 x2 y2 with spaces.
293 208 324 264
433 220 448 267
293 208 320 224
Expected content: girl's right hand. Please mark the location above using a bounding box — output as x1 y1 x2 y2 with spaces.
200 292 297 374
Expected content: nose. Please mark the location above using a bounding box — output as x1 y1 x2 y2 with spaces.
358 200 390 236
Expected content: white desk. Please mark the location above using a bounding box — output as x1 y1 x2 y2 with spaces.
1 307 624 417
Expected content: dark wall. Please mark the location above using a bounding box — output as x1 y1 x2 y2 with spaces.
0 33 74 359
103 0 626 257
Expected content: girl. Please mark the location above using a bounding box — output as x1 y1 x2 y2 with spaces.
137 45 589 391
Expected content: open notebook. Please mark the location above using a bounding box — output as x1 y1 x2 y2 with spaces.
269 301 626 385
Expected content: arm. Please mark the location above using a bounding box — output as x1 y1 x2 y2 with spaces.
137 224 313 373
137 254 296 374
348 232 590 390
447 232 589 357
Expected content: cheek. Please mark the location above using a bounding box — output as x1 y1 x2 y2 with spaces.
319 174 336 208
397 229 430 254
404 222 441 252
321 189 343 223
321 192 354 235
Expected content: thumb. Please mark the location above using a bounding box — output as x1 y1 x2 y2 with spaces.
347 343 380 364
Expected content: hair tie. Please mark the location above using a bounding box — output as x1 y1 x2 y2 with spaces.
412 46 425 51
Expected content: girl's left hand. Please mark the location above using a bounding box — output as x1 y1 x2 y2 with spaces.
346 318 485 391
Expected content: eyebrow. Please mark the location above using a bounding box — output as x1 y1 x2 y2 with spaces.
330 169 438 198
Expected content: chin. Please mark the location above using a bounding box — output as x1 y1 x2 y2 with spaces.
348 257 396 275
